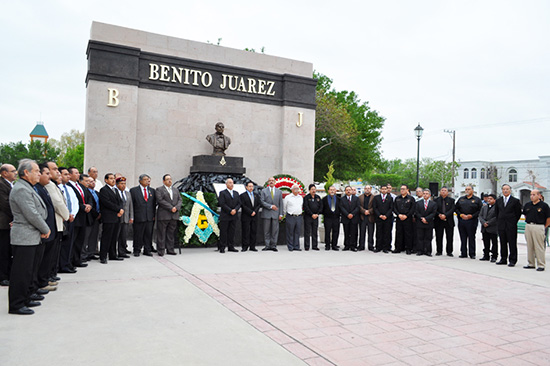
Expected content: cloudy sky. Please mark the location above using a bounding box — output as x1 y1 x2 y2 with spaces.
1 0 548 164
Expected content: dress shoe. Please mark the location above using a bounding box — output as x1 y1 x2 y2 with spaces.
125 250 132 254
36 288 49 295
143 252 153 257
41 285 56 292
537 267 545 271
426 253 433 257
262 247 270 251
508 263 515 267
219 248 225 253
447 253 454 257
470 256 476 259
406 250 411 255
350 248 357 252
304 247 310 251
416 252 424 256
167 251 177 255
490 258 496 262
331 247 339 251
496 261 507 265
325 246 330 250
368 247 375 251
312 247 319 251
241 248 248 252
0 279 9 286
435 253 442 256
342 247 350 251
249 248 258 252
30 293 45 301
523 265 535 269
87 255 100 260
51 276 61 281
383 250 389 253
392 250 401 254
459 255 468 258
9 307 34 315
479 257 489 261
294 248 302 251
288 248 294 252
48 281 58 286
151 248 158 253
228 248 239 252
100 258 108 264
26 301 41 308
272 248 278 252
357 248 365 251
119 254 130 258
59 267 77 274
133 253 140 257
374 249 381 253
110 257 123 261
74 262 88 268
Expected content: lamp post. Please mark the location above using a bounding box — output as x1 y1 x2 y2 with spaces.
414 124 424 188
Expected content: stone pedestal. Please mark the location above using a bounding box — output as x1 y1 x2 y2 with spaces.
190 155 246 175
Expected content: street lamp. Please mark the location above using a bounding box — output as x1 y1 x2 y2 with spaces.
414 124 424 188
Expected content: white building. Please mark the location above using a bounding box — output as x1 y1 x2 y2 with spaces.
455 155 550 204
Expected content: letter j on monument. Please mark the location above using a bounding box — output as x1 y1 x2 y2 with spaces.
84 22 317 187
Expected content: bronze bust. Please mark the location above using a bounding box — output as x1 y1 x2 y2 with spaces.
206 122 231 156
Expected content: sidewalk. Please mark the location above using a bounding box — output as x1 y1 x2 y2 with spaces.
1 231 549 366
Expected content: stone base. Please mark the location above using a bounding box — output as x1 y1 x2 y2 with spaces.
175 172 257 194
190 155 246 175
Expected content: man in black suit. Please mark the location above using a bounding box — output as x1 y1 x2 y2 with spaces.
393 184 415 254
321 186 340 251
340 186 360 251
218 178 241 253
372 185 394 253
240 182 260 252
78 174 99 264
434 186 456 257
0 164 16 287
415 188 437 256
495 184 522 266
455 185 483 259
98 173 124 264
303 184 323 251
479 193 498 262
130 174 156 256
358 185 375 251
67 167 92 269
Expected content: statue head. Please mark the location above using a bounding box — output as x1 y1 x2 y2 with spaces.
215 122 225 134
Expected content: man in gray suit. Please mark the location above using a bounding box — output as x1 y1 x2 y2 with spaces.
155 174 182 256
8 159 51 315
115 176 133 258
260 177 283 252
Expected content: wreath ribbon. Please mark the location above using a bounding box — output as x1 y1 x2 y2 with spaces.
181 192 219 218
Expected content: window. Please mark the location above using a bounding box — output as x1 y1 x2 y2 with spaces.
463 168 469 179
509 169 517 183
471 168 477 179
480 168 486 179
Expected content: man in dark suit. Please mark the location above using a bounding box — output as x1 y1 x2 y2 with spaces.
358 185 375 251
240 182 260 252
415 188 437 256
303 184 323 251
98 173 124 264
130 174 156 256
67 167 92 269
479 193 498 262
321 186 340 251
455 185 483 259
372 185 394 253
0 164 16 287
115 177 133 258
218 178 241 253
434 186 456 257
78 174 99 264
340 186 360 251
155 174 182 256
393 184 415 254
495 184 522 266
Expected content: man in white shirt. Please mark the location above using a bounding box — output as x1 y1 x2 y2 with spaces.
88 166 103 192
57 167 78 273
284 184 303 251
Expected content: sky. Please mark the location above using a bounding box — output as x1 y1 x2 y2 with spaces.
1 0 549 164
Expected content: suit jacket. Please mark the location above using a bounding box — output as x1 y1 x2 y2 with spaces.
240 191 260 221
434 196 456 227
0 178 13 229
68 181 91 227
303 193 323 217
358 193 375 223
415 200 437 228
35 184 56 242
495 195 522 230
218 189 241 221
117 189 134 224
322 194 341 219
130 185 156 223
340 195 360 224
99 185 123 224
156 185 182 221
372 194 393 222
45 181 69 232
479 204 498 234
9 179 49 245
260 187 284 219
85 187 99 224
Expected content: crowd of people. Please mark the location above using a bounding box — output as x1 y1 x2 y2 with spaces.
1 159 549 316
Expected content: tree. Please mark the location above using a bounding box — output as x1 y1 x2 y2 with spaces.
314 72 385 181
0 140 60 166
49 129 84 163
60 143 84 172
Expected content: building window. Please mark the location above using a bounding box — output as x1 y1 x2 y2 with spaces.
471 168 477 179
480 168 486 179
463 168 469 179
509 169 517 183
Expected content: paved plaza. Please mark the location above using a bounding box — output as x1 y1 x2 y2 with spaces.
1 232 549 366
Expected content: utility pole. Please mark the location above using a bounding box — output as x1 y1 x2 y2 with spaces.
444 130 456 196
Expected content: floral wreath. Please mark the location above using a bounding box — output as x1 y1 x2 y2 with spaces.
180 191 220 244
264 174 305 194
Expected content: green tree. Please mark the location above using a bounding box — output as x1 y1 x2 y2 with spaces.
314 72 385 181
0 140 60 166
370 158 457 190
59 143 84 172
49 129 84 164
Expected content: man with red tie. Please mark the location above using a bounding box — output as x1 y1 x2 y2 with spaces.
415 188 437 256
130 174 156 256
67 167 92 269
340 186 360 251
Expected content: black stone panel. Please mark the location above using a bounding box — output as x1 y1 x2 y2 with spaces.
190 155 246 174
86 40 317 109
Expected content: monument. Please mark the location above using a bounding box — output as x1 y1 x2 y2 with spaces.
84 22 317 188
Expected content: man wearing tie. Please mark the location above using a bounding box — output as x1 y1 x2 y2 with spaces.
98 173 124 263
434 187 456 257
115 177 133 258
155 174 182 256
67 168 91 269
130 174 156 256
218 178 241 253
415 188 437 256
372 185 394 253
260 177 283 252
340 186 360 251
393 184 415 254
57 167 78 273
495 184 522 266
321 186 341 251
84 176 101 260
0 164 16 287
358 185 375 251
240 182 260 252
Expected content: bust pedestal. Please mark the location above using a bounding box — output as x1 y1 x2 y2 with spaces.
190 155 246 175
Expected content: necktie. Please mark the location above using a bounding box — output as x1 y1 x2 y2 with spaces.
331 196 335 211
75 183 86 204
249 192 254 205
424 200 428 210
271 188 274 199
504 197 508 207
121 190 126 203
64 185 72 210
144 187 148 202
382 195 386 203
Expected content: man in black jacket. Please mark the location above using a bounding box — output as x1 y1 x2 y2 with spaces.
303 184 323 251
321 186 340 251
67 167 92 269
218 178 241 253
415 189 437 256
130 174 156 256
434 186 456 257
98 173 124 263
0 163 15 287
340 186 360 251
372 185 394 253
393 184 415 254
494 184 522 266
455 185 483 259
479 193 498 262
240 182 260 252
